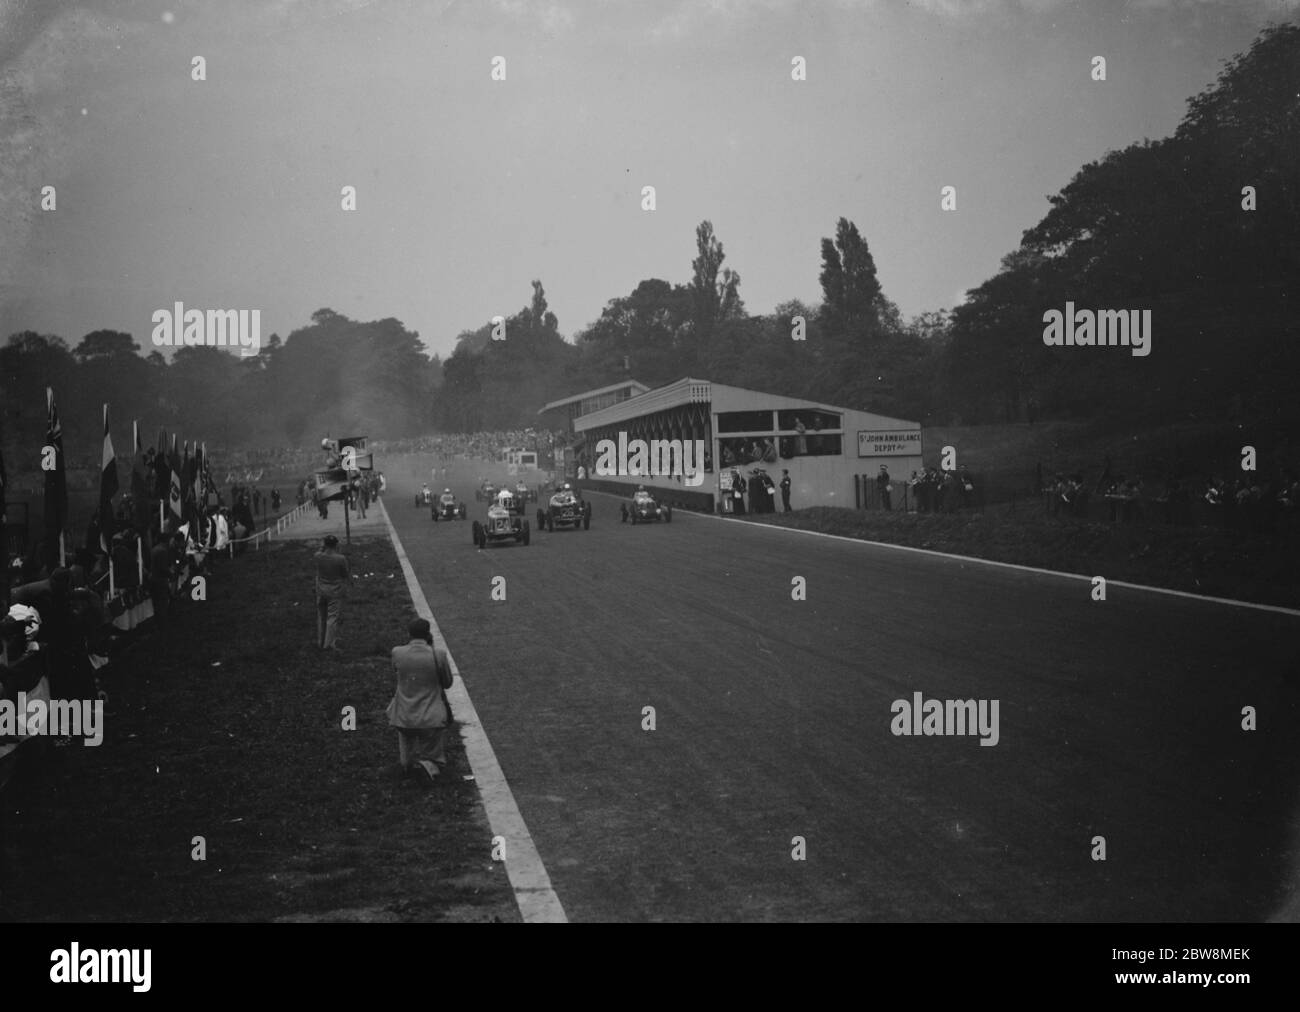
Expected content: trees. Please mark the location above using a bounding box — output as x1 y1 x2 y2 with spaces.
688 220 743 347
574 279 693 390
73 330 140 362
818 217 883 342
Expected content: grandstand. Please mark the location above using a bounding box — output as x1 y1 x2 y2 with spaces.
566 377 923 511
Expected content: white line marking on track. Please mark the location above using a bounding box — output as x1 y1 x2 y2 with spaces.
378 499 567 923
582 492 1300 618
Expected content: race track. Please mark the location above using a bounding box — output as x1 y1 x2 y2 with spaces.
388 457 1300 922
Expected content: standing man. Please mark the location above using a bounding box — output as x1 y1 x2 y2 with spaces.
780 470 792 512
149 530 175 625
877 465 893 511
314 534 350 652
387 617 454 782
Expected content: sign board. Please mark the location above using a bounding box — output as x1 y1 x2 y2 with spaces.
314 468 350 501
857 430 922 458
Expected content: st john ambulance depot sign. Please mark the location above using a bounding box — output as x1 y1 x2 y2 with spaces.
857 430 922 457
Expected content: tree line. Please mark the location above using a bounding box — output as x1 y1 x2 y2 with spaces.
3 23 1295 465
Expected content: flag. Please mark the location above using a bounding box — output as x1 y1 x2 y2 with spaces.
154 426 170 501
168 434 182 520
181 440 192 520
130 420 151 530
0 433 7 550
98 404 119 553
43 388 68 569
191 442 205 537
192 442 204 508
131 420 149 500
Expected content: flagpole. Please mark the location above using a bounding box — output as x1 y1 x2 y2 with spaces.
137 537 144 586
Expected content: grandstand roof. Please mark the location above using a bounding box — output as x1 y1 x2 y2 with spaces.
572 377 919 432
539 379 650 415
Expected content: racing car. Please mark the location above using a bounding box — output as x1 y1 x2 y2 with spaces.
538 483 591 532
474 480 498 502
415 484 434 507
621 487 672 524
431 489 467 521
511 481 536 508
473 490 531 548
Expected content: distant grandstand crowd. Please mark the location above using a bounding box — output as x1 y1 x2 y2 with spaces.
372 429 566 463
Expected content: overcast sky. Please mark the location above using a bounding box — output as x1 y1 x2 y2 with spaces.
0 0 1294 360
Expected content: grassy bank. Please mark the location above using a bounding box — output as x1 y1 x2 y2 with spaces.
0 537 519 922
741 506 1300 609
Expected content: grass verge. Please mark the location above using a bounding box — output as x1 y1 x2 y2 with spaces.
739 506 1300 609
0 537 520 923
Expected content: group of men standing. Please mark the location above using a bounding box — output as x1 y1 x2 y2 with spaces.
722 468 795 514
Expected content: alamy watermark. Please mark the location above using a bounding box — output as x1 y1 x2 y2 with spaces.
593 433 706 487
1042 302 1151 358
151 303 261 357
890 691 999 746
50 943 151 991
0 692 104 746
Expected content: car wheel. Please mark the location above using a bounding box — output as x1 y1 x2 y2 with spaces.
432 510 438 521
583 510 591 530
665 506 672 523
472 521 483 547
547 514 554 533
522 521 531 546
536 509 545 528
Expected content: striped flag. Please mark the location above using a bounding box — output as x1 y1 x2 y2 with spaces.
191 442 205 534
98 404 119 553
43 388 68 569
168 433 182 520
154 426 170 500
181 440 192 520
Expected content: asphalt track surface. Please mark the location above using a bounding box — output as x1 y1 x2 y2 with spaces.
390 457 1300 922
